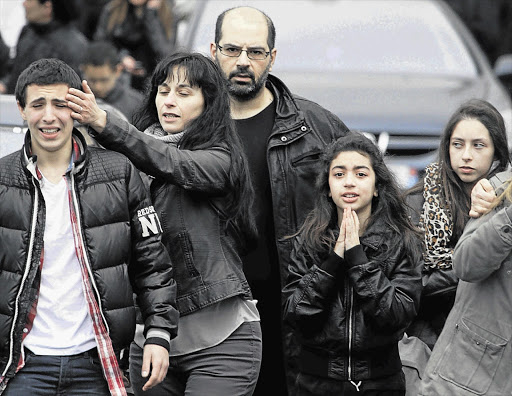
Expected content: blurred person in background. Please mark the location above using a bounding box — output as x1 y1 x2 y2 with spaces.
0 0 87 94
210 6 350 395
0 32 10 81
94 0 177 92
80 40 143 122
75 0 110 40
444 0 512 65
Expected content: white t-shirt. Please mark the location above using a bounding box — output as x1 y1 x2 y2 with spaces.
23 176 96 355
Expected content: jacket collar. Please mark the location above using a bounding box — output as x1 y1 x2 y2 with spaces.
266 74 303 125
23 127 88 179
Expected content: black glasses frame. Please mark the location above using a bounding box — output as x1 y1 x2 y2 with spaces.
217 44 270 60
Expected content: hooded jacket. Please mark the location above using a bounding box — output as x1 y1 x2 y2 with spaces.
420 170 512 396
0 129 178 381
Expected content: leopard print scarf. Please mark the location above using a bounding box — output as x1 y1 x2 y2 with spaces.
419 163 453 269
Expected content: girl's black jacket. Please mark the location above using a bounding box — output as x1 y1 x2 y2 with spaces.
283 217 422 381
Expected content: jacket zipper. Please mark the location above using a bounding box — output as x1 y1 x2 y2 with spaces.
2 179 39 378
348 284 361 392
69 172 110 334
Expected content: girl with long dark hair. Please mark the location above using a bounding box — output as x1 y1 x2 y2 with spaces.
420 104 512 395
401 99 510 394
68 52 261 395
283 133 422 395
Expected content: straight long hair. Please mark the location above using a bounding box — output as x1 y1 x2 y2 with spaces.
410 99 510 241
134 52 257 245
296 133 422 263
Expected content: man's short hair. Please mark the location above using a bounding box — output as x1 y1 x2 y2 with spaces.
215 6 276 50
82 41 120 69
15 58 82 108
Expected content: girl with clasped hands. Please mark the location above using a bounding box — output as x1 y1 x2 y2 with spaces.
283 133 423 396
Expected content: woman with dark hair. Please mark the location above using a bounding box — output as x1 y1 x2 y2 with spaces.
67 52 261 395
283 133 422 395
400 98 510 394
94 0 177 91
420 111 512 396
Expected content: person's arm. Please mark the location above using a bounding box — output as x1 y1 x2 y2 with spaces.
282 236 344 335
453 204 512 282
67 81 231 195
125 159 179 390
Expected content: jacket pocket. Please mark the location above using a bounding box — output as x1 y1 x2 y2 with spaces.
171 232 199 278
291 149 323 167
436 317 508 395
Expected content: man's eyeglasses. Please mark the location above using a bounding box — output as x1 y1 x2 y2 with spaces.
217 44 270 60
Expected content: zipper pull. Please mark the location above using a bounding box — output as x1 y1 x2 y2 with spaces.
350 381 362 392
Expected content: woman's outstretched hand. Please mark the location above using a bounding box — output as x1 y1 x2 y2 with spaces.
66 80 107 133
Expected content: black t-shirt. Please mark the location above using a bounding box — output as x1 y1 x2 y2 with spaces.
235 100 287 394
235 100 278 283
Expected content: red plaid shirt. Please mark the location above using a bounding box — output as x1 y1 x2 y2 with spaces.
1 140 127 396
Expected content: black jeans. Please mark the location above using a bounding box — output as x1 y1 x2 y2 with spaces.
3 348 110 395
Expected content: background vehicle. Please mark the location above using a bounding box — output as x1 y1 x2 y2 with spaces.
178 0 512 187
0 95 25 157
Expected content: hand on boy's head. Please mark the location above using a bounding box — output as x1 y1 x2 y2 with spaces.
469 178 495 218
66 80 107 133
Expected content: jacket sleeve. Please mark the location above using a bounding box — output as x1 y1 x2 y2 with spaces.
452 204 512 282
125 159 179 339
91 111 231 195
345 244 422 331
283 236 344 327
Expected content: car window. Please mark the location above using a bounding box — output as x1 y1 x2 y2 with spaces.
184 0 478 77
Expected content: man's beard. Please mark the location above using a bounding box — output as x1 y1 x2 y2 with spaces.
223 63 272 102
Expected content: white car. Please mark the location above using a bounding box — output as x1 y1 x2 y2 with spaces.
178 0 512 187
